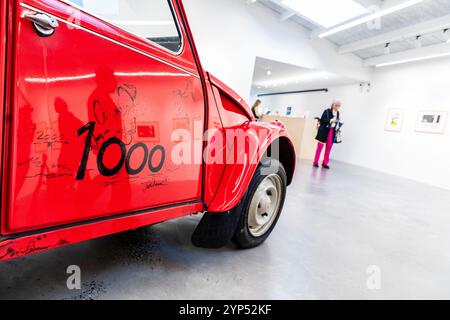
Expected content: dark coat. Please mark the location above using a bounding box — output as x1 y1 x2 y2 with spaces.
316 108 340 143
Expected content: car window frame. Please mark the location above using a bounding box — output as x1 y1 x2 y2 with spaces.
59 0 184 56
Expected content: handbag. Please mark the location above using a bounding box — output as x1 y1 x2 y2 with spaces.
334 128 342 144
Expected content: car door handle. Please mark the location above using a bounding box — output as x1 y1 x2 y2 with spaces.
25 12 59 37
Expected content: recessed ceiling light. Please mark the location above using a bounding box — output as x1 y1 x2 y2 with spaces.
265 70 272 76
281 0 368 28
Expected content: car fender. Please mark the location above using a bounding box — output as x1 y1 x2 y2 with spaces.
207 120 296 213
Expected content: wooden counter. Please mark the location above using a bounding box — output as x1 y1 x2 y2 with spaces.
261 115 321 161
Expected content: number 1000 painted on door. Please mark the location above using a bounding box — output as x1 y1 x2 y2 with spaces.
76 122 166 180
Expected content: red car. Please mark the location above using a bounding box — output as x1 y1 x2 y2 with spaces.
0 0 295 261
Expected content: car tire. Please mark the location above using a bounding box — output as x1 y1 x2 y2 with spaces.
234 158 287 249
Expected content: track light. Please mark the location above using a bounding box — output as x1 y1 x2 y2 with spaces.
444 29 450 43
415 35 422 49
384 43 391 55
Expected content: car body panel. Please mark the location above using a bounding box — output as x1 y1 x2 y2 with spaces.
208 73 254 121
0 0 7 192
0 201 203 261
3 0 204 233
202 79 227 206
207 121 295 213
205 74 295 212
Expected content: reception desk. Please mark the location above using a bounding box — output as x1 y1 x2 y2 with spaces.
261 115 320 161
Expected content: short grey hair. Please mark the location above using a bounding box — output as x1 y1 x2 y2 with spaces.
331 99 342 106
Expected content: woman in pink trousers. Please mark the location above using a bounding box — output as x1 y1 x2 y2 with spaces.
313 100 342 169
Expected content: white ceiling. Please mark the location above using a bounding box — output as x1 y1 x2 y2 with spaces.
258 0 450 61
252 57 361 95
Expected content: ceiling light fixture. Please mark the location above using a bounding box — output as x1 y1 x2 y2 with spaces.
384 43 391 55
375 51 450 67
318 0 424 38
444 29 450 43
415 35 422 49
281 0 368 28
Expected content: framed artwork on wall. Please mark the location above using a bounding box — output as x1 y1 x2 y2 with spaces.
385 108 405 132
286 106 292 116
415 110 448 134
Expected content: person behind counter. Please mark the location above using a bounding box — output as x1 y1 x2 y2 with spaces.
251 99 263 120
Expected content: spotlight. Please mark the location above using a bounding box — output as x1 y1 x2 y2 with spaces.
384 43 391 55
415 35 422 49
444 29 450 43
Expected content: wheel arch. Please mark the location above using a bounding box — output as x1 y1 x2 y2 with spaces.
266 136 296 186
206 123 296 213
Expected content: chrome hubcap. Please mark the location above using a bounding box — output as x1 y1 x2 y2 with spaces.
248 174 283 237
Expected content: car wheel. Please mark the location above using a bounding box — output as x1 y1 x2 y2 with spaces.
234 159 287 249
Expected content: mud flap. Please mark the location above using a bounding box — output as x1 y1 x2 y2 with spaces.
191 203 243 249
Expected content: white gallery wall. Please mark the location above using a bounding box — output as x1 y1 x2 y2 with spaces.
260 57 450 190
183 0 370 101
334 57 450 191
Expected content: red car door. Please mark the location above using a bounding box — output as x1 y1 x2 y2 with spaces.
3 0 205 233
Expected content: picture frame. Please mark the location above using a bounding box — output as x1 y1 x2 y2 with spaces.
384 108 405 132
415 110 448 134
286 106 292 116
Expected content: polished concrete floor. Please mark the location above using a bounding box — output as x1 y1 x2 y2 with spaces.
1 160 450 300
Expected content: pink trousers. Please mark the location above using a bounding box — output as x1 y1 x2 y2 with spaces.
314 128 334 166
